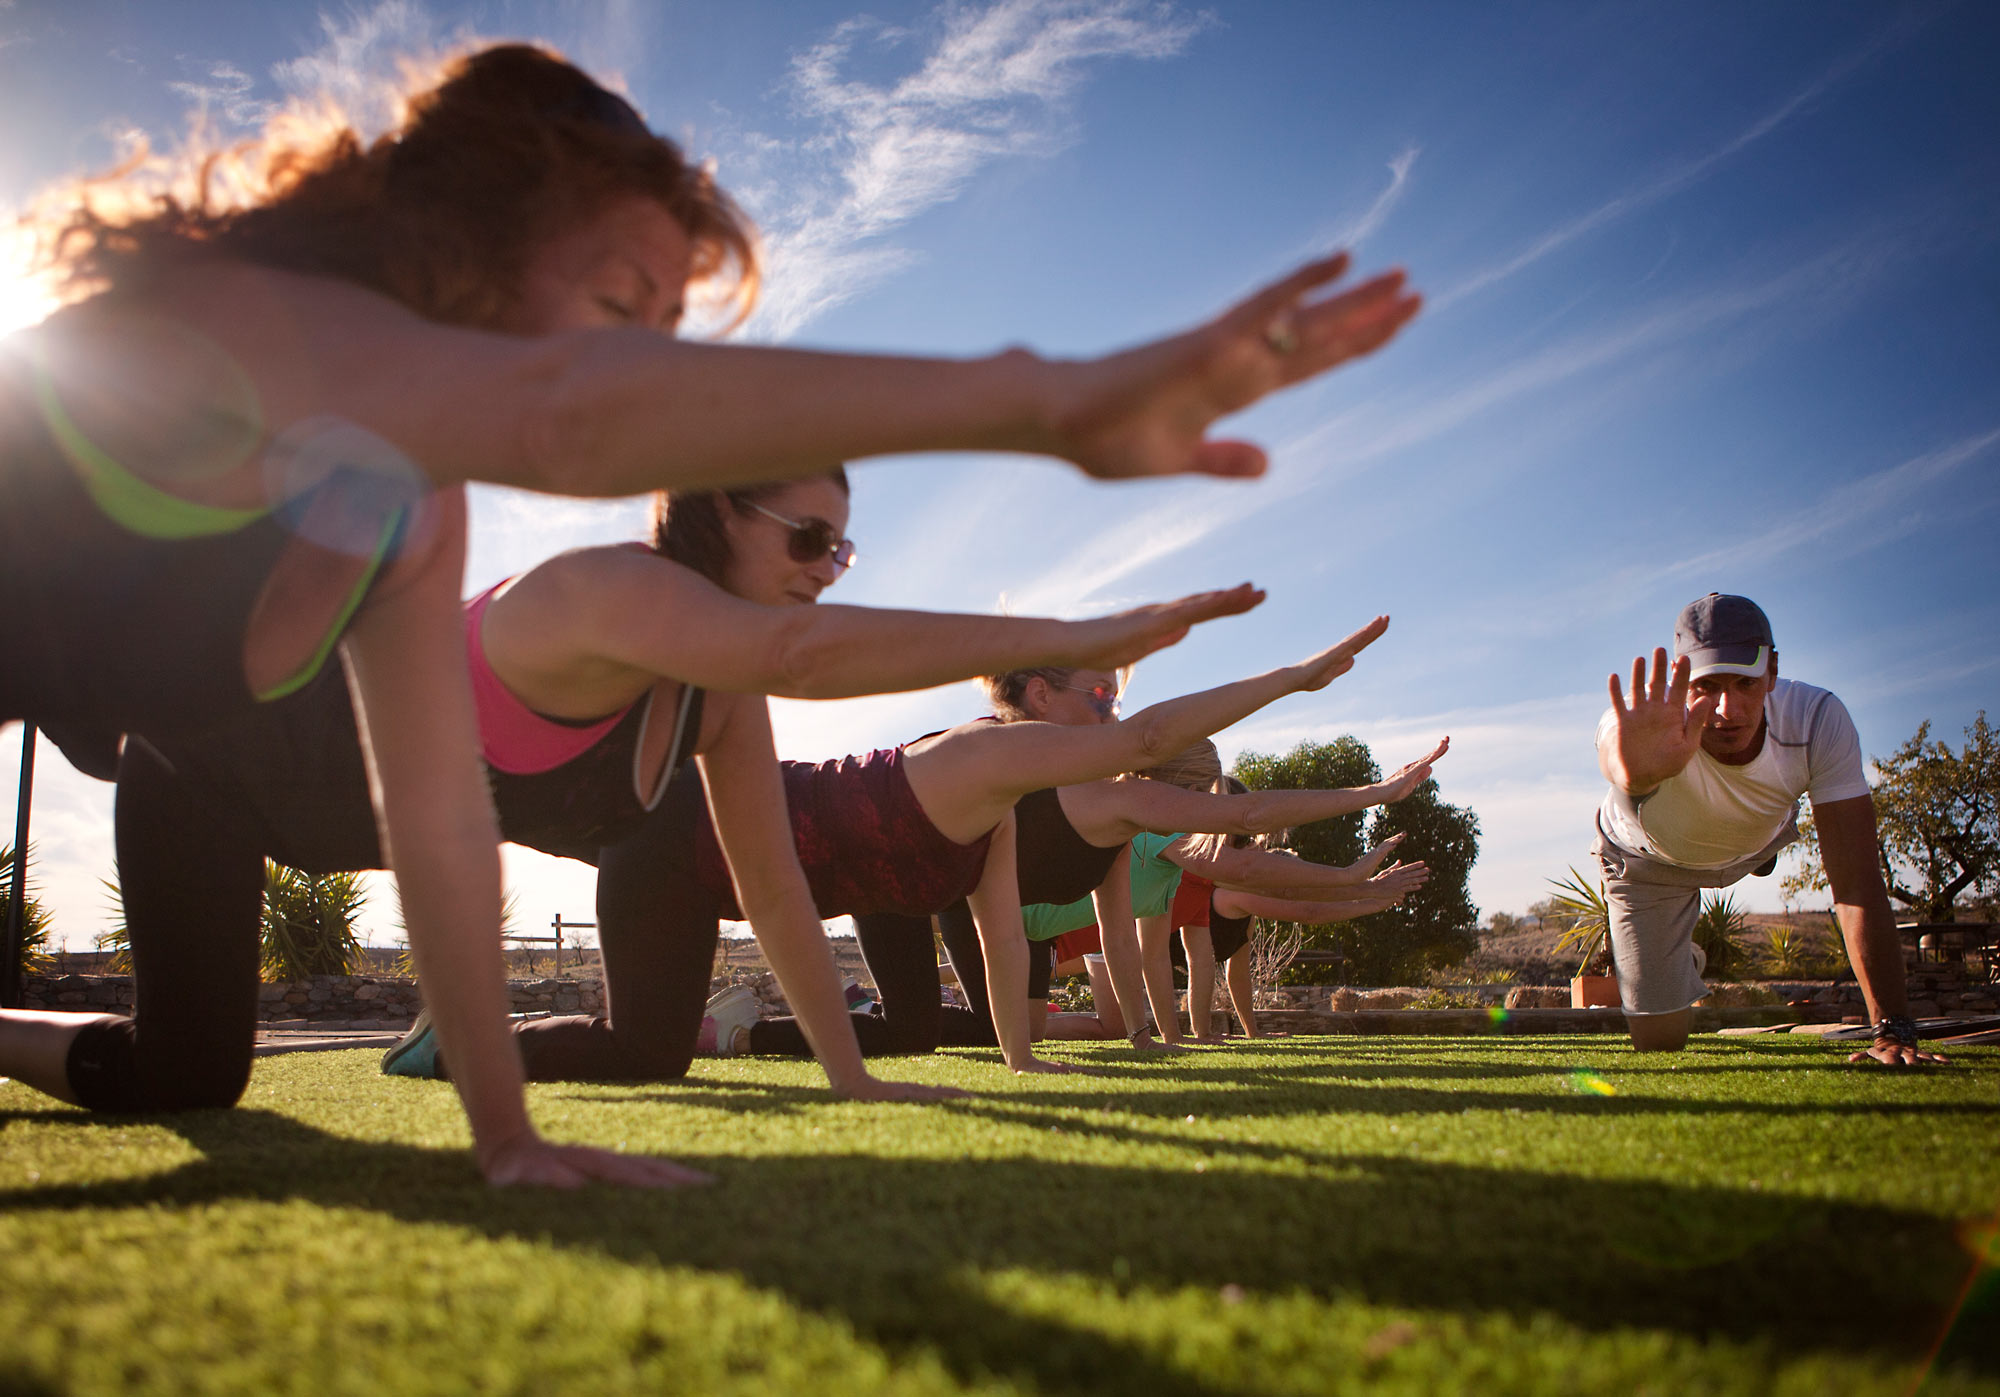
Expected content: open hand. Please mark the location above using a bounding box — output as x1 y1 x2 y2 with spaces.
836 1076 970 1102
1051 256 1422 480
1605 649 1714 794
1376 737 1450 802
1292 615 1391 693
479 1133 711 1190
1073 583 1266 671
1012 1055 1089 1075
1367 860 1430 899
1847 1042 1950 1067
1349 833 1406 878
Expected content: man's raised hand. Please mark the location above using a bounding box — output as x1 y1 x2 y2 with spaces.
1604 649 1714 794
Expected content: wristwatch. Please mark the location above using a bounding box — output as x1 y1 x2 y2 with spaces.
1871 1014 1919 1048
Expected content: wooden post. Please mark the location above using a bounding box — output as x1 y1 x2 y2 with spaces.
4 724 36 1009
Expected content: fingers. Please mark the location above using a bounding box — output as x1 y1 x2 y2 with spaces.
1646 648 1669 704
1291 272 1422 377
1333 614 1391 660
1187 438 1269 479
485 1143 711 1190
1608 669 1628 714
1229 252 1353 329
1175 583 1265 623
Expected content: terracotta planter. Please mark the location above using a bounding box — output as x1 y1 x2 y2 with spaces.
1571 974 1621 1009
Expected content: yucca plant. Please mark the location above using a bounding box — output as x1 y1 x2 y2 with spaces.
1546 866 1612 977
261 863 368 981
96 876 132 972
2 842 54 977
1692 890 1750 978
1756 922 1820 979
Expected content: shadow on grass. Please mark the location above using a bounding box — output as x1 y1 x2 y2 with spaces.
1 1104 1993 1389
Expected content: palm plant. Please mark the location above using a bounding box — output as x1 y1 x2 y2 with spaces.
1546 866 1612 977
261 863 368 981
2 842 54 977
1692 890 1750 978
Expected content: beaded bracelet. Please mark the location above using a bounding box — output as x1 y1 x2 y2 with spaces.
1872 1014 1919 1048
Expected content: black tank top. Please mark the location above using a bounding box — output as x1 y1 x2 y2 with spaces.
488 686 705 863
1013 786 1122 905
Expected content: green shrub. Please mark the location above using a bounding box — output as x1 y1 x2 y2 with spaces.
1692 891 1750 977
1 842 53 977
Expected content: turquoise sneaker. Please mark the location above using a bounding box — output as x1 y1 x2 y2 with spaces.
380 1008 442 1078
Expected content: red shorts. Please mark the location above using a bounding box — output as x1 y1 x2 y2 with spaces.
1049 925 1102 966
1170 873 1215 928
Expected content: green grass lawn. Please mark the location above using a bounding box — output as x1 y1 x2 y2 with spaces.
3 1035 1997 1396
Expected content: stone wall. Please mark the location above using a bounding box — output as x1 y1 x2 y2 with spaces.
18 965 1990 1030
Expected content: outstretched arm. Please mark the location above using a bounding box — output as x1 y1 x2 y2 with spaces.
1210 869 1426 924
963 815 1071 1074
1817 795 1946 1068
903 618 1394 842
1178 837 1424 898
82 253 1417 509
1600 650 1714 796
696 695 963 1102
497 547 1261 709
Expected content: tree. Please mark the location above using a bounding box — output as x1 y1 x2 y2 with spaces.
1232 737 1481 985
1784 712 1999 923
2 842 53 977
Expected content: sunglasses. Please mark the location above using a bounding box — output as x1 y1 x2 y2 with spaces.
1055 679 1121 719
744 500 857 571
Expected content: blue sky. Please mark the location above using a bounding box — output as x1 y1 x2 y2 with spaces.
4 0 1997 951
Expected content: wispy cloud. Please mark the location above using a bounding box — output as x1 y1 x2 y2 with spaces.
1604 426 2000 596
1321 145 1419 253
271 0 459 137
168 59 277 129
1431 18 1918 311
736 0 1207 338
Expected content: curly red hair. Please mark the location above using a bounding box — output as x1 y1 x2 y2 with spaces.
40 43 758 333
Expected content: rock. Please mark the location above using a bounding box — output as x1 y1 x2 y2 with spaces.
1329 988 1361 1012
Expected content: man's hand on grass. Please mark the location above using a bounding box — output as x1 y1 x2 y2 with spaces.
1847 1042 1950 1067
480 1135 711 1190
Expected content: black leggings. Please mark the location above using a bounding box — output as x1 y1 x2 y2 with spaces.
510 773 716 1081
66 739 267 1112
748 902 1053 1056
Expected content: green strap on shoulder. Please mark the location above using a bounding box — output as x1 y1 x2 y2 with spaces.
30 346 267 540
251 506 407 702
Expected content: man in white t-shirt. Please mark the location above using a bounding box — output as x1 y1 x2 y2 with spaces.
1594 594 1936 1063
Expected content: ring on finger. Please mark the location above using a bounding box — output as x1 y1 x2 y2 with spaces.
1263 315 1299 355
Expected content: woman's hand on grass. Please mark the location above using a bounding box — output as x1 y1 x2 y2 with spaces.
1066 584 1266 671
1045 256 1421 481
834 1075 970 1102
1012 1055 1091 1075
1289 616 1390 693
479 1133 711 1190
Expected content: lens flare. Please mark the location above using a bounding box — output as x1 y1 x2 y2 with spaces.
1487 1006 1510 1026
1566 1069 1617 1096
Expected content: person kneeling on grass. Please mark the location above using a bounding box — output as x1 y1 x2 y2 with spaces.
1595 593 1942 1064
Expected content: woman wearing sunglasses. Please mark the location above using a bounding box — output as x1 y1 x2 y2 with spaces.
508 616 1439 1082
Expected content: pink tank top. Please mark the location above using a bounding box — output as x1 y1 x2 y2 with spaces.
465 580 632 774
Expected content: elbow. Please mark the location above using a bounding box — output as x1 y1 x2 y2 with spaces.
1233 794 1277 837
1123 710 1176 769
514 341 609 497
765 610 841 699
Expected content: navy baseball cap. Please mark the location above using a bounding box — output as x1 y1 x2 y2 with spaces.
1674 594 1773 680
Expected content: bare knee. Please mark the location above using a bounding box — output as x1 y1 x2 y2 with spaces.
1625 1009 1692 1053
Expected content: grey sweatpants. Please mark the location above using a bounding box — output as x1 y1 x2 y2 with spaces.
1592 814 1796 1016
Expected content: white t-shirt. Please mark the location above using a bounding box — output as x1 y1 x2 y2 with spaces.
1597 678 1872 869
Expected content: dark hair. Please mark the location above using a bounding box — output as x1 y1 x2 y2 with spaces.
650 468 850 585
42 43 758 332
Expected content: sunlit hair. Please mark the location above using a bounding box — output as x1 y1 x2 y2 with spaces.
29 43 759 333
982 667 1076 723
651 467 850 586
1136 739 1222 792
